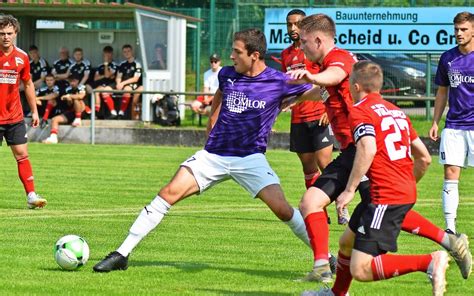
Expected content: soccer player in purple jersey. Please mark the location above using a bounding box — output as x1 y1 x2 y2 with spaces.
429 11 474 234
93 28 323 272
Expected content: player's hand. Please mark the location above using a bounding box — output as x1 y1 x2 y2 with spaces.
286 69 316 85
31 112 40 128
203 95 213 105
116 83 123 90
336 190 355 217
319 112 329 126
280 95 299 112
429 122 439 141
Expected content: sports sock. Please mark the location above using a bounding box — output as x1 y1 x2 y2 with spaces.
103 94 115 112
43 102 54 120
442 180 459 232
371 253 432 281
332 251 352 296
117 195 171 257
17 156 35 194
75 112 82 119
50 128 58 135
304 211 329 264
401 210 445 245
120 94 131 113
285 208 310 247
304 171 320 189
95 105 100 113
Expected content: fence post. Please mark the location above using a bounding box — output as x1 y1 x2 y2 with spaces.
90 91 95 145
210 0 216 56
425 53 432 121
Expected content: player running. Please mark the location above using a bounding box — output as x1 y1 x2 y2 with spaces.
0 14 46 209
93 28 324 272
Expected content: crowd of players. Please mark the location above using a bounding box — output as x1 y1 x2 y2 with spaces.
24 44 143 144
1 9 473 296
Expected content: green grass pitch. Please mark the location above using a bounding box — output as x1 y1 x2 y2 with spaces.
0 143 472 295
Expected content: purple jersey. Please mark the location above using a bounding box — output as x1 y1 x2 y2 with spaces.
205 66 312 156
435 47 474 130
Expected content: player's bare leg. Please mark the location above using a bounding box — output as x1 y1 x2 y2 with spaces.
118 85 133 119
71 100 85 127
93 166 199 272
10 143 46 209
43 114 67 144
299 188 333 283
131 86 143 120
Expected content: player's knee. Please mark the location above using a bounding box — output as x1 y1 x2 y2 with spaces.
350 262 371 282
299 192 325 214
338 235 353 255
274 204 293 221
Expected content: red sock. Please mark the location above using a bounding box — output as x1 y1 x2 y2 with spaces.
332 251 352 296
43 102 54 120
17 156 35 194
103 94 115 111
304 171 320 189
75 112 82 119
371 254 432 281
120 95 131 113
95 105 100 112
304 211 329 261
51 128 58 135
402 210 445 244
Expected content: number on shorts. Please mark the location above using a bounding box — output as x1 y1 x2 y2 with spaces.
381 117 410 161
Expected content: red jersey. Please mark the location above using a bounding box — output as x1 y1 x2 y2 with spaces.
0 46 30 125
320 47 357 150
349 93 418 205
281 44 326 123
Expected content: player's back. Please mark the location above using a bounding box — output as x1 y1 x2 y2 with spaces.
350 93 417 205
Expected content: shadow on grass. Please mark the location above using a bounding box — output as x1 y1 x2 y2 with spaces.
196 288 292 296
130 260 302 280
169 213 277 223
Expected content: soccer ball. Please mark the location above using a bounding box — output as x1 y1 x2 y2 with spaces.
54 235 90 270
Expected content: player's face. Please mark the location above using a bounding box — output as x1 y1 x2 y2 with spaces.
70 79 79 88
122 47 133 59
230 40 256 75
454 21 474 47
59 48 69 60
286 14 304 42
29 49 39 61
45 76 55 87
103 51 113 62
0 25 16 51
73 51 83 62
299 30 323 63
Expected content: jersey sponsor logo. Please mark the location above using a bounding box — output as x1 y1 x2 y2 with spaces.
320 87 330 102
0 69 18 84
328 61 345 67
448 69 474 88
226 91 266 113
353 123 375 142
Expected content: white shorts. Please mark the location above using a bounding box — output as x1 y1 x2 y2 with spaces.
439 128 474 167
180 150 280 197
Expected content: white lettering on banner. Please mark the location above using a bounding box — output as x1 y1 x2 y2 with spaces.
264 7 470 52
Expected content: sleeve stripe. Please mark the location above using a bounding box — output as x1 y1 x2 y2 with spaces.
353 123 375 143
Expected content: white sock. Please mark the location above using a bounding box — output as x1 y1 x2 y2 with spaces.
117 195 171 257
285 208 310 247
442 180 459 233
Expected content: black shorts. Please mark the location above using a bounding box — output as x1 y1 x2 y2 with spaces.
124 83 141 91
0 120 28 146
290 121 334 153
353 203 414 256
312 144 371 202
61 111 77 124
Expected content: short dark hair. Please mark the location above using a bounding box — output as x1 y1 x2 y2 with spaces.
0 14 20 33
29 45 38 51
45 73 55 79
233 28 266 60
287 9 306 19
350 61 383 93
122 44 133 50
103 45 113 53
453 11 474 25
69 74 81 81
73 47 83 54
299 14 336 38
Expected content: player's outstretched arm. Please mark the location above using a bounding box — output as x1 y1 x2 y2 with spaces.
429 86 448 141
206 89 222 137
336 136 376 215
23 78 39 127
411 137 432 182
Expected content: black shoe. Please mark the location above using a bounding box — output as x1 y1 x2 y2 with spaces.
117 114 124 120
93 251 128 272
329 253 337 274
107 114 117 120
446 228 456 235
40 119 48 129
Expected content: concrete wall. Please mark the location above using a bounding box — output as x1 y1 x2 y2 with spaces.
27 124 441 155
